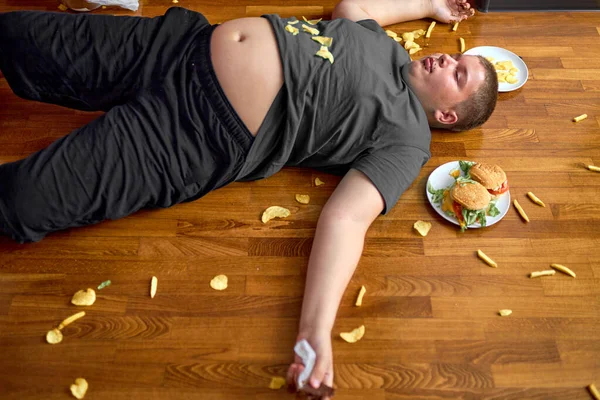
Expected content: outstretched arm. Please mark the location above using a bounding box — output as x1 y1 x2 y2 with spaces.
332 0 475 26
287 169 384 397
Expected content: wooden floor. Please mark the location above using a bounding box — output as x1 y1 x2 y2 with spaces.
1 1 599 399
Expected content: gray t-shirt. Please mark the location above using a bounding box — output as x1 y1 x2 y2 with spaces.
236 15 431 214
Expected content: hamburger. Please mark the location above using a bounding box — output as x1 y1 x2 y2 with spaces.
440 179 497 231
468 162 509 196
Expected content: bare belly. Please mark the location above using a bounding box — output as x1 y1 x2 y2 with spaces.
210 18 284 137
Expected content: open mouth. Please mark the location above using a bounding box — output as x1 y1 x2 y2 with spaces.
423 57 433 73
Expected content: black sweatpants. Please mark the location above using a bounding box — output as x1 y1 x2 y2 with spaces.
0 7 254 243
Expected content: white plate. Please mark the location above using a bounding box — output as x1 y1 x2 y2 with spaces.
426 161 510 229
464 46 528 92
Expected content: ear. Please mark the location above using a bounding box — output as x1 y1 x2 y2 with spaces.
434 109 458 125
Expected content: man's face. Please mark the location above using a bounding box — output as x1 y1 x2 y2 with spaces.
406 53 487 114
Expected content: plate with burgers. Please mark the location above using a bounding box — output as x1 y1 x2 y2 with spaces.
426 161 510 231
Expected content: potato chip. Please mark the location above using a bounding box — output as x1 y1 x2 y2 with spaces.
340 325 365 343
302 24 320 36
46 328 63 344
402 32 414 42
314 177 325 186
530 270 556 278
71 288 96 306
498 309 512 317
393 36 402 43
70 378 88 399
425 21 436 38
355 285 366 306
316 46 334 64
210 274 228 291
302 16 322 25
404 40 414 50
58 3 68 11
486 56 495 63
295 194 310 204
413 220 432 237
172 0 178 3
58 311 86 330
285 25 299 36
385 30 398 38
505 75 518 84
97 280 111 290
261 206 291 223
311 36 333 47
150 276 158 299
550 263 576 278
288 20 299 25
269 376 287 390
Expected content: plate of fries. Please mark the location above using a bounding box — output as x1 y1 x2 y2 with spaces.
464 46 528 92
426 161 511 230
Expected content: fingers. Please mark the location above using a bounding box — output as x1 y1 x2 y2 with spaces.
286 363 304 388
309 357 333 389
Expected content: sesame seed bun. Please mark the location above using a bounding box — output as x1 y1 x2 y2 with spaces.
470 163 507 190
450 181 492 211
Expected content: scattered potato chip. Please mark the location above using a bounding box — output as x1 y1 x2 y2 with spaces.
573 114 588 122
413 220 432 237
312 36 333 47
210 274 228 291
58 3 68 11
498 309 512 316
477 249 498 268
402 32 415 42
46 328 63 344
588 383 600 400
452 22 459 31
70 378 88 399
505 75 518 84
58 311 86 330
261 206 291 223
288 20 299 25
550 263 576 278
513 199 530 222
302 24 320 35
316 46 334 64
409 47 421 55
485 56 495 63
509 68 518 74
295 194 310 204
340 325 365 343
393 36 402 42
150 276 158 299
172 0 178 3
303 16 322 25
97 280 111 290
285 25 299 36
459 37 465 53
425 21 436 38
527 192 546 207
530 270 556 278
588 165 600 172
404 40 414 50
71 288 96 307
315 177 325 186
355 285 366 306
269 376 287 390
385 30 398 38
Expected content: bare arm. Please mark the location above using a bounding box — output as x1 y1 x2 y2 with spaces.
332 0 475 26
287 169 384 395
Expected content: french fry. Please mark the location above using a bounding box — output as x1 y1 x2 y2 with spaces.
498 309 512 317
452 22 459 32
530 270 556 278
588 383 600 400
588 165 600 172
150 276 158 298
550 263 576 278
526 192 546 207
459 37 465 53
425 21 436 38
58 311 86 330
477 249 498 268
513 199 529 222
355 285 366 306
573 114 587 122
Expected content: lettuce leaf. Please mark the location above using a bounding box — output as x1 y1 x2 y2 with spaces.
459 160 475 178
488 201 500 217
427 182 445 205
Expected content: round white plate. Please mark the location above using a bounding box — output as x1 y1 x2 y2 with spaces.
464 46 528 92
426 161 510 229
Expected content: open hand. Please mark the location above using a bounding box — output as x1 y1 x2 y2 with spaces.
286 330 334 399
431 0 475 24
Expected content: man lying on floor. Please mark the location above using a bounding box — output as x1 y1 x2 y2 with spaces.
0 0 496 396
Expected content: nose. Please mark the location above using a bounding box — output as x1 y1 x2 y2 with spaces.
439 54 456 68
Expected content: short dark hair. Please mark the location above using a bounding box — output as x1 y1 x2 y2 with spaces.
451 56 498 131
